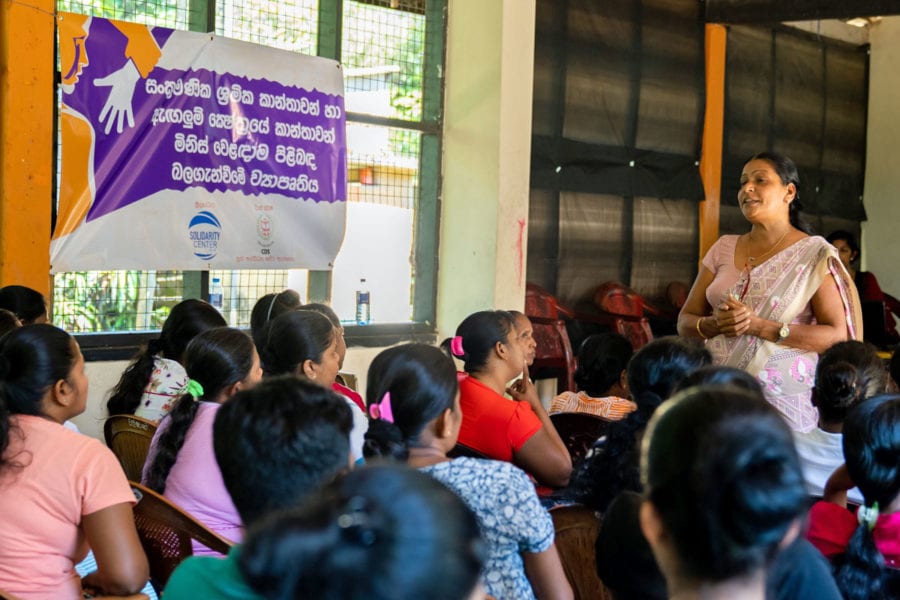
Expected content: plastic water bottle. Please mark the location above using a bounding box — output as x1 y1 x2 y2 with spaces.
355 279 370 326
209 277 224 310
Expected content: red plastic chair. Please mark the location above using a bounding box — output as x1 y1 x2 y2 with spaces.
590 282 655 351
525 284 577 393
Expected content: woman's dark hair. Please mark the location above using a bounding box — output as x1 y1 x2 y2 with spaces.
262 310 335 377
238 464 485 600
564 337 711 512
748 152 813 235
0 285 47 324
214 376 353 527
675 365 765 397
835 394 900 600
302 303 341 328
813 341 887 425
250 290 302 353
107 299 226 416
0 285 47 325
0 325 78 473
363 344 459 462
644 386 806 582
826 230 860 256
440 310 516 374
0 309 21 337
574 333 634 396
143 327 256 494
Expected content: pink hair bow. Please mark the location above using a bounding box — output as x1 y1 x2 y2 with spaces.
450 335 465 357
368 392 394 423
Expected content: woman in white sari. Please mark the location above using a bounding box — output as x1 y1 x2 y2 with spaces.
678 152 862 432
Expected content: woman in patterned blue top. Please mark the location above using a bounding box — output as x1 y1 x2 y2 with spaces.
363 343 573 600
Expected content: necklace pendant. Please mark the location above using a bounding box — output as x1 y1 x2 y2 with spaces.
748 256 756 263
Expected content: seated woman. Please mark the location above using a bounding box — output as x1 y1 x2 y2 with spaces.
596 368 842 600
794 341 888 504
444 310 572 488
549 333 635 420
248 289 302 355
237 465 486 600
641 386 808 600
0 325 148 598
263 310 368 463
806 394 900 600
828 230 900 345
558 337 710 512
142 327 262 553
0 284 48 324
364 344 572 600
107 299 226 422
302 302 365 412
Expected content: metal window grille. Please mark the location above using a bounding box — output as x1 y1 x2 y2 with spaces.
51 0 442 332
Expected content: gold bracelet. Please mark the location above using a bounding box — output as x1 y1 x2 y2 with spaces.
696 317 709 340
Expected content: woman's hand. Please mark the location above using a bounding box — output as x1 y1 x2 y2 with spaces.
713 296 755 337
507 363 542 411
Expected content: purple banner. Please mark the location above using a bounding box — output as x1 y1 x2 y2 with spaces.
61 17 347 224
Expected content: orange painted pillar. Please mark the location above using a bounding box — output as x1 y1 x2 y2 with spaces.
0 0 55 295
699 24 727 266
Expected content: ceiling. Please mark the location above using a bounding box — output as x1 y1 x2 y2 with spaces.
705 0 899 24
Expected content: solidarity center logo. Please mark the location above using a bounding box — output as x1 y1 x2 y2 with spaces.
188 211 222 261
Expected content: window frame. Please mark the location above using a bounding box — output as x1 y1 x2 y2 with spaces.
54 0 446 357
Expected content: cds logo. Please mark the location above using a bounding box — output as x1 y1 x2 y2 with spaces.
257 214 274 248
188 211 222 261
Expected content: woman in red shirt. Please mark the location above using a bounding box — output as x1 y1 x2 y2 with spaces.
443 310 572 488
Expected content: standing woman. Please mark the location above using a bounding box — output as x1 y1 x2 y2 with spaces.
678 152 861 431
107 299 226 421
142 327 262 553
0 325 148 598
445 310 571 488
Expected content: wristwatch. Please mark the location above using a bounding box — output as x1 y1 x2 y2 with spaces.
776 322 790 344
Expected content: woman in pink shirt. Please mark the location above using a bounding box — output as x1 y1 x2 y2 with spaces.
142 327 262 553
0 325 148 599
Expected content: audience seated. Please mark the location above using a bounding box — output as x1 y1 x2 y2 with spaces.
164 376 353 598
248 289 302 357
0 325 148 598
363 344 572 600
597 370 841 600
142 328 262 553
806 394 900 600
302 302 365 412
794 341 887 504
549 333 635 420
0 285 48 324
107 299 226 422
262 310 367 463
641 386 810 600
238 465 486 600
443 310 572 488
557 337 710 511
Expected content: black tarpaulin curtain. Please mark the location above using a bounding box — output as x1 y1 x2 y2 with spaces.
722 25 869 220
528 0 706 304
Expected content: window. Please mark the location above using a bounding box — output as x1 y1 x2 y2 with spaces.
52 0 444 340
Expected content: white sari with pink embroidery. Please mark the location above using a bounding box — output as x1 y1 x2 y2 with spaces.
703 235 862 432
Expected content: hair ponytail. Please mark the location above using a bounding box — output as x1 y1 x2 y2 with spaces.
107 345 159 416
363 344 458 463
834 394 900 600
442 311 516 375
143 327 255 493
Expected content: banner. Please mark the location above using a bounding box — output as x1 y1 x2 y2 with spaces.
52 14 347 272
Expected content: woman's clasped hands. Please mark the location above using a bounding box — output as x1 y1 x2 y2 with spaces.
713 295 758 337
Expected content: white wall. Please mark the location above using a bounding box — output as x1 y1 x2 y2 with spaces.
862 16 900 298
